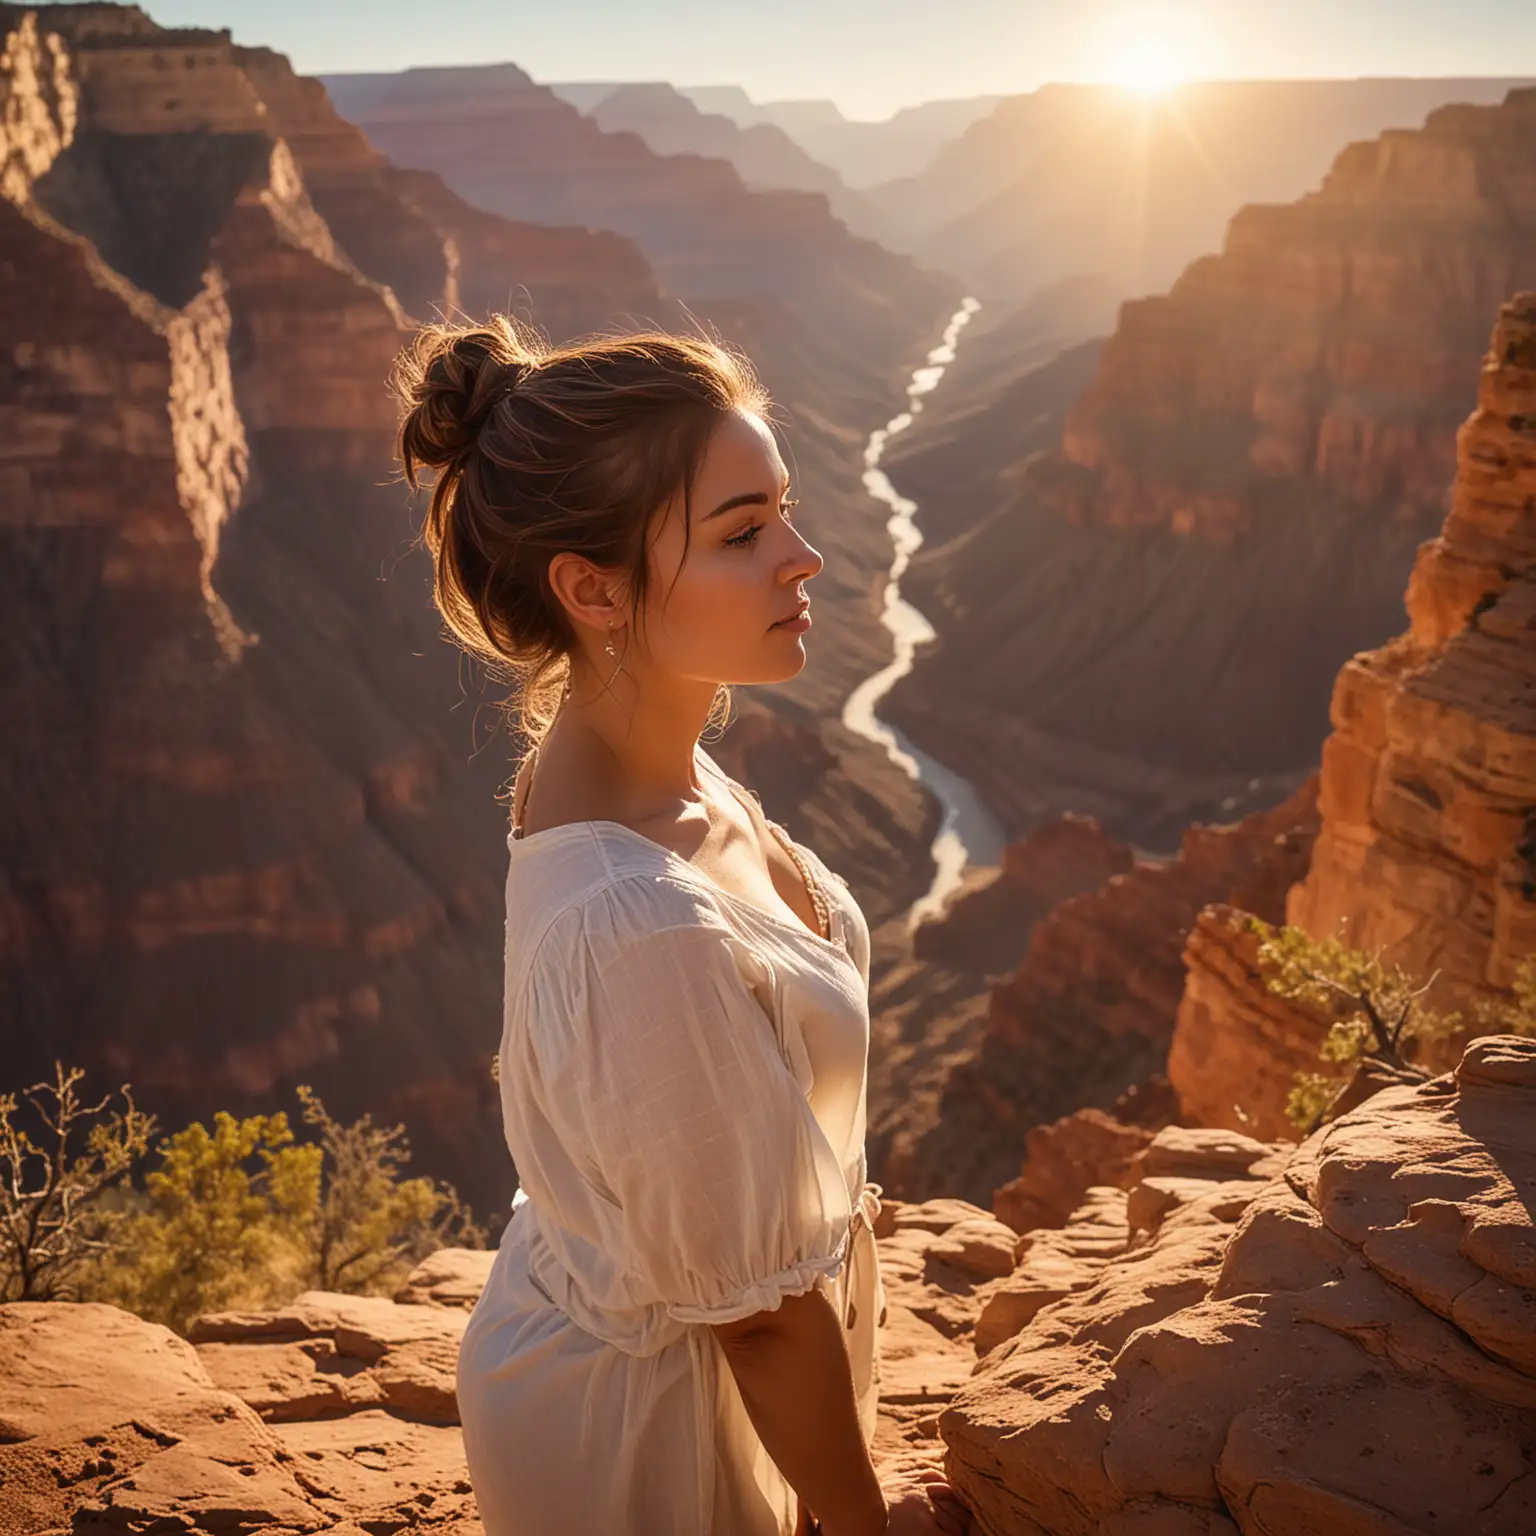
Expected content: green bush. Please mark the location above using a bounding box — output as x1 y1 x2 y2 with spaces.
0 1074 489 1335
1245 918 1536 1132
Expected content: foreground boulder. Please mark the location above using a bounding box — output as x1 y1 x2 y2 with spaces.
0 1279 486 1533
941 1035 1536 1535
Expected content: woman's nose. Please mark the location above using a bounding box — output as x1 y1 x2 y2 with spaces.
786 525 823 581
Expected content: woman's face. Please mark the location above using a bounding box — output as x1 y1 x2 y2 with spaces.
634 407 824 686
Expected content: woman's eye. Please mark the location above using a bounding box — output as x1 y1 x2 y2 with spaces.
724 498 798 549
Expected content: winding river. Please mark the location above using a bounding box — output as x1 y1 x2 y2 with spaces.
842 297 1007 929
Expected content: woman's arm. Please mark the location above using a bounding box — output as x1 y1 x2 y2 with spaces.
711 1287 886 1536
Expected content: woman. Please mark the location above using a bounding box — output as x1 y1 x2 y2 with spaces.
393 316 971 1536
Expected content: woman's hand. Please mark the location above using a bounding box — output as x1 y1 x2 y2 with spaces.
882 1465 973 1535
801 1465 975 1536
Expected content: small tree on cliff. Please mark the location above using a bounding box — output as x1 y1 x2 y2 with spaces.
0 1064 156 1302
1246 918 1536 1132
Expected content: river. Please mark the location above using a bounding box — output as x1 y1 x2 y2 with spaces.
841 297 1007 930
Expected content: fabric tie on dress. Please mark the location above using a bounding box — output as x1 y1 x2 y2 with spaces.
844 1181 883 1330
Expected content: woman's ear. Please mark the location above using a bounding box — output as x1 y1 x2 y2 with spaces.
548 551 627 634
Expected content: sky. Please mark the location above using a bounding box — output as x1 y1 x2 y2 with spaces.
133 0 1536 120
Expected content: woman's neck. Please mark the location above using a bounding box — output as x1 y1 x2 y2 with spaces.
545 666 722 827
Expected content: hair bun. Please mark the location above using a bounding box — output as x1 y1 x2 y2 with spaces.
394 317 537 473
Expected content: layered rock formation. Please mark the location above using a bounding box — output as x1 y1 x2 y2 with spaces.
323 62 951 379
942 1036 1536 1536
551 80 875 236
1291 291 1536 1004
868 780 1319 1208
886 87 1536 847
1169 291 1536 1140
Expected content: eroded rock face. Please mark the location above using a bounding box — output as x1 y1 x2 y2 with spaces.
1290 290 1536 1008
1169 292 1536 1138
942 1036 1536 1536
884 780 1317 1209
0 1275 485 1533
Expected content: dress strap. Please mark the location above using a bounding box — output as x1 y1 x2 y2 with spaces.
510 743 541 839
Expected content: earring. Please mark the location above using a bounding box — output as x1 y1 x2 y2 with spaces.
604 628 617 658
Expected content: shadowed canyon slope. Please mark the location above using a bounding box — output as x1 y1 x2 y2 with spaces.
872 77 1535 309
884 86 1536 851
0 3 951 1220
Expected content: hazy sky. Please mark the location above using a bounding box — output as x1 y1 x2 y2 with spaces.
137 0 1536 119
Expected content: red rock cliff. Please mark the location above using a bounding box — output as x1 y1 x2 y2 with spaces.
1171 292 1536 1135
0 5 682 1220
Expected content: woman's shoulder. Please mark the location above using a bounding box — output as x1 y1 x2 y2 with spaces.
510 827 740 962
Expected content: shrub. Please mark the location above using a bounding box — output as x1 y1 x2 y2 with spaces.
86 1109 320 1333
0 1064 155 1302
84 1086 485 1334
1246 918 1536 1132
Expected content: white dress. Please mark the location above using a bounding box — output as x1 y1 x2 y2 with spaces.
457 750 884 1535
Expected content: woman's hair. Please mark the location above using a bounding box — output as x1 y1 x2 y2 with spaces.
391 313 772 743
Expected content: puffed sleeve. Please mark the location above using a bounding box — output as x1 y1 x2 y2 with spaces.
526 874 854 1325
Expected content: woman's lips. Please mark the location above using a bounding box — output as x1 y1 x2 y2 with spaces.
771 605 811 632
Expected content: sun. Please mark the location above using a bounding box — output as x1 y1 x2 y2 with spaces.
1108 35 1186 96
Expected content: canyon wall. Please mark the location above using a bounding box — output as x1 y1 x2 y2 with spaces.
558 81 875 238
1171 291 1536 1137
885 87 1536 849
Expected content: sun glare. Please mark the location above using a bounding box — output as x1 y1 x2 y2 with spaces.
1109 35 1186 97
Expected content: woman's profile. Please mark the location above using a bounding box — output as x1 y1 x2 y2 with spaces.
392 316 971 1535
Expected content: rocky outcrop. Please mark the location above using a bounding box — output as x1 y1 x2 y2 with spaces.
1289 290 1536 1006
991 1108 1153 1236
871 780 1318 1209
1168 292 1536 1139
941 1035 1536 1536
0 1208 1010 1528
0 1255 489 1532
886 87 1536 848
1167 906 1331 1140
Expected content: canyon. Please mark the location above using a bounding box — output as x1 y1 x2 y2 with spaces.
884 85 1536 852
0 2 948 1224
4 6 1536 1529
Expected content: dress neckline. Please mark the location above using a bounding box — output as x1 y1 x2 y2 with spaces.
508 744 852 962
